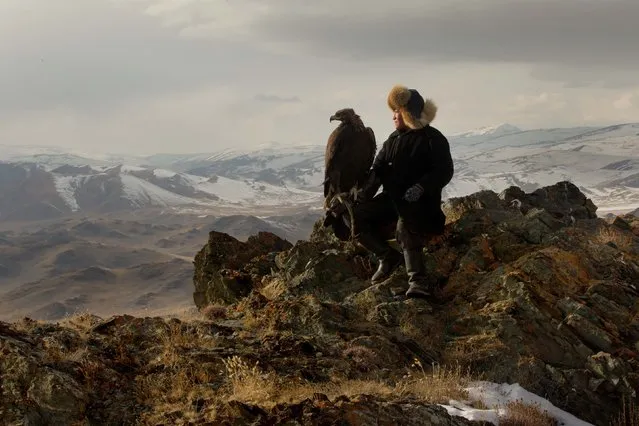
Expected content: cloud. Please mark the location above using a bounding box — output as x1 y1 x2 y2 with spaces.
130 0 639 66
0 0 266 114
127 0 639 88
613 92 635 110
503 89 639 128
1 0 638 155
254 94 301 103
508 93 567 113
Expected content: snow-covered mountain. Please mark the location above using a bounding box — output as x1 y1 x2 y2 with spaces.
141 143 326 190
447 122 639 213
450 123 522 139
0 161 320 221
2 121 638 219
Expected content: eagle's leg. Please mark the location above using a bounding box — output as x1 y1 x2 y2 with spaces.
336 192 357 242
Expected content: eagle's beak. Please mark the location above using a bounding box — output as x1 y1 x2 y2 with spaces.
329 115 337 122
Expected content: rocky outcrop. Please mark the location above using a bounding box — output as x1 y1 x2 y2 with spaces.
192 231 293 307
617 212 639 237
190 181 638 425
2 181 638 425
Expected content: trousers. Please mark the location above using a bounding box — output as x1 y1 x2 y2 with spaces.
351 191 442 250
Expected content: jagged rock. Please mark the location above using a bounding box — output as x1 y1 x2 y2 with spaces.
611 216 633 232
444 181 597 229
286 250 371 301
618 213 639 237
192 231 292 307
500 180 598 220
442 189 505 224
27 370 88 424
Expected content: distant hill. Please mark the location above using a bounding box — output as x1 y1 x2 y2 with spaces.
0 209 319 322
2 122 638 220
0 162 320 221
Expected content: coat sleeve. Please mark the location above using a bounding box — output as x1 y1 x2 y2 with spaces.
417 133 454 195
372 137 392 175
360 138 389 199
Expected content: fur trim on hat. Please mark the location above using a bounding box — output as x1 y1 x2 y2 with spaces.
387 84 437 129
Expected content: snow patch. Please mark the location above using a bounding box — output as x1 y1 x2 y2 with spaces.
52 175 81 211
119 174 199 208
181 174 320 206
453 123 522 138
441 381 594 425
152 168 177 178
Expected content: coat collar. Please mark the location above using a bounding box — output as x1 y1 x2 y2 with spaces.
389 125 429 138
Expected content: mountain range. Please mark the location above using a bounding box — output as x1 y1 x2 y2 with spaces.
2 122 638 220
1 121 638 321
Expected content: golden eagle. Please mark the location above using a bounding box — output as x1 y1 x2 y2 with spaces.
323 108 376 209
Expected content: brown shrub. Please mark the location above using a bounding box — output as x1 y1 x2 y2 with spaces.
499 400 557 426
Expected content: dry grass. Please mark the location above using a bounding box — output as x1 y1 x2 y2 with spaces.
158 320 219 367
611 396 639 426
201 303 228 320
136 320 225 423
395 359 471 404
442 331 510 373
59 311 102 333
499 400 557 426
222 355 277 402
219 355 472 408
597 226 635 252
136 363 219 424
398 311 423 340
220 354 396 406
257 278 288 300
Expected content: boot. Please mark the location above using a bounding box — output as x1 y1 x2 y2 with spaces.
403 248 434 299
357 232 403 284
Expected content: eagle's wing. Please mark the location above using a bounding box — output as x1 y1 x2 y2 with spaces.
324 125 347 197
365 127 376 168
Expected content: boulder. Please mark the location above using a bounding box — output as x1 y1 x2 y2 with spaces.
192 231 292 307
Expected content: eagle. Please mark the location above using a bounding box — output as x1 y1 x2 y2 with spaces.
323 108 376 209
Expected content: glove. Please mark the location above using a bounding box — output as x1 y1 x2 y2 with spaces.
403 183 424 202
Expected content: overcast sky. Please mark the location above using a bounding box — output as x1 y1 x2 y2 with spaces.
1 0 638 155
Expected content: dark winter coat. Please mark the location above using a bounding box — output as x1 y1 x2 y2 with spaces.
369 124 454 234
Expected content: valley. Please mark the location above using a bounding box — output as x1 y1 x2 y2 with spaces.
0 209 320 321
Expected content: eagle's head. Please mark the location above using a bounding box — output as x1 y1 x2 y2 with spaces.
330 108 365 129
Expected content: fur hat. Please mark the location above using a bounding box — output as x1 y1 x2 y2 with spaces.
387 85 437 129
